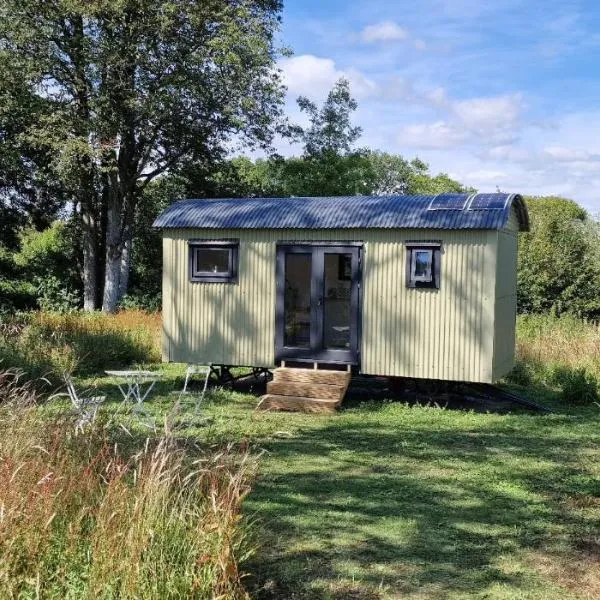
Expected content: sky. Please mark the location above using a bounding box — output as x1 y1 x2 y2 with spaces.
272 0 600 211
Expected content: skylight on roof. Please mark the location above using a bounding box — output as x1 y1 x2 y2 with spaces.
427 194 470 211
468 194 509 210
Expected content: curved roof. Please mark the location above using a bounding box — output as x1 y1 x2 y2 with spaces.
153 192 530 232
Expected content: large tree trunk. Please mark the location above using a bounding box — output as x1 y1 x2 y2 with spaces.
102 181 123 313
82 212 99 311
118 234 132 303
80 190 101 311
102 176 136 312
102 250 122 312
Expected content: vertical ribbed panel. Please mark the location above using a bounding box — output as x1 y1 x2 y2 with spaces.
492 207 519 379
162 228 499 382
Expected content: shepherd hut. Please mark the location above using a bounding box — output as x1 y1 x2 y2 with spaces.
154 193 529 409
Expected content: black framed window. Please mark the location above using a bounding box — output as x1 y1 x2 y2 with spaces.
406 242 441 289
189 240 239 283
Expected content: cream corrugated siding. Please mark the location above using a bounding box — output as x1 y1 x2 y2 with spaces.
492 207 519 380
162 227 499 382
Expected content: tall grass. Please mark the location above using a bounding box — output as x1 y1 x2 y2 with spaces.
0 310 161 385
0 378 256 599
511 314 600 403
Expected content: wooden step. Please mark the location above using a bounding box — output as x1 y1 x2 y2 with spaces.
273 367 351 386
267 381 345 401
258 367 352 413
257 394 339 413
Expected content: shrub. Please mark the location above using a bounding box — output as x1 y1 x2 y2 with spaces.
549 366 599 405
119 291 162 313
35 275 81 313
0 397 256 598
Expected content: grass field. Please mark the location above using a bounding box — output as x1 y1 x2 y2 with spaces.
73 366 600 600
2 312 600 598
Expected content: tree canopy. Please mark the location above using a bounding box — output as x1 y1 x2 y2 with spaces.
518 196 600 318
0 0 285 311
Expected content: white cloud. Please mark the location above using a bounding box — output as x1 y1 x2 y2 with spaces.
479 144 532 161
543 146 600 163
361 21 408 43
452 93 524 134
464 169 509 182
395 93 525 150
358 20 426 50
397 121 468 149
278 55 377 100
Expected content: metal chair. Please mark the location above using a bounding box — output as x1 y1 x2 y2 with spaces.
177 364 211 412
49 375 106 433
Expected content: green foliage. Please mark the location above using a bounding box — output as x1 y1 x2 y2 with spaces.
0 221 83 313
119 293 162 313
295 78 362 157
0 278 36 313
550 366 599 405
518 196 600 318
0 0 286 310
126 176 188 305
408 158 472 194
35 276 81 313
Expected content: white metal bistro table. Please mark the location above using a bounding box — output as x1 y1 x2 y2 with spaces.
105 369 161 422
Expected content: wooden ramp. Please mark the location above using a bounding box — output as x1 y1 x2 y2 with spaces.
258 367 351 413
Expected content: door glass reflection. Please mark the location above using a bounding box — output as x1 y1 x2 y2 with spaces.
323 253 351 349
284 253 311 347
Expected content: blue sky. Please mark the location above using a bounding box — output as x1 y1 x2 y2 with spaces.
273 0 600 210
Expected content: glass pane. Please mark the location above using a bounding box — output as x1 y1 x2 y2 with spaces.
284 253 311 347
324 253 352 349
194 248 230 274
414 250 432 279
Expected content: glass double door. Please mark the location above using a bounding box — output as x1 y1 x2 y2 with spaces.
275 244 361 364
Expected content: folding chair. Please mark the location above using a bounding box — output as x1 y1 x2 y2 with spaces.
49 375 106 433
176 364 211 412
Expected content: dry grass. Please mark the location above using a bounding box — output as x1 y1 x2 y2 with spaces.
511 314 600 403
528 547 600 600
0 310 162 383
516 314 600 373
0 376 257 599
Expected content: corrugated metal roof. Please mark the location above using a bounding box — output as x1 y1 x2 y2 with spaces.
153 193 529 232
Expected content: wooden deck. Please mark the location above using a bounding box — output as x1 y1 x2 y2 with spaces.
258 367 351 413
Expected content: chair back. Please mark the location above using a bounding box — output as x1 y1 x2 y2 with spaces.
63 375 80 405
187 365 210 373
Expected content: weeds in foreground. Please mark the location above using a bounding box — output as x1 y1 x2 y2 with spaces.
0 379 256 599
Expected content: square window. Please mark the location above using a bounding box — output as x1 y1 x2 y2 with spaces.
189 241 238 283
406 243 441 289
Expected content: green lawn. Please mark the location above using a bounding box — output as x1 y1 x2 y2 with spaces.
79 368 600 599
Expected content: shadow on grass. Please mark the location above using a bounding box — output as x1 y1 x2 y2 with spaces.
244 417 600 599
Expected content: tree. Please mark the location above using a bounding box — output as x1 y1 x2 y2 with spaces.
274 78 374 196
0 0 285 311
518 196 600 318
295 78 362 157
366 152 413 195
406 158 470 194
